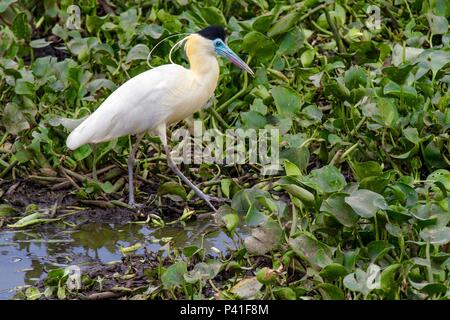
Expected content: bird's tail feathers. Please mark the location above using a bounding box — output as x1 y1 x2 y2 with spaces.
49 116 88 131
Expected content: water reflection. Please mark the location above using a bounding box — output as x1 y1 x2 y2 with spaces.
0 220 236 300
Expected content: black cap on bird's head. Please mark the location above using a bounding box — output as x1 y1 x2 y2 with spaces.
197 25 226 42
196 25 253 76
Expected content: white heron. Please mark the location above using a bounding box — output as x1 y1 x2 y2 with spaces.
65 26 253 212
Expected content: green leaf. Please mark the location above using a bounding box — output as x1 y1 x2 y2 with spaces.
140 24 164 39
126 44 150 63
30 38 52 48
241 110 267 129
230 277 263 299
309 165 346 193
12 12 31 40
289 233 333 269
222 212 239 233
380 264 401 293
272 287 296 300
252 14 275 33
25 287 42 300
197 7 227 26
316 283 345 300
420 227 450 245
278 27 305 55
427 169 450 191
245 219 283 255
350 161 383 181
0 0 16 13
2 102 30 134
242 31 276 62
270 86 302 115
231 188 271 215
267 12 301 37
320 193 359 227
283 159 301 176
157 182 187 201
367 240 394 262
344 66 367 89
300 49 315 67
161 261 187 288
423 139 446 168
73 144 93 161
345 189 388 218
184 261 221 284
280 147 309 172
427 14 449 35
8 212 57 228
277 178 315 204
14 79 35 95
319 263 348 281
245 204 268 227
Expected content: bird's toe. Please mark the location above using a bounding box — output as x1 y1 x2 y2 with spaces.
128 201 144 209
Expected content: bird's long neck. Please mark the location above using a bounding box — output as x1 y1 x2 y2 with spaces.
185 35 219 89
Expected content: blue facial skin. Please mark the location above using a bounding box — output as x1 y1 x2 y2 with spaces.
212 38 254 75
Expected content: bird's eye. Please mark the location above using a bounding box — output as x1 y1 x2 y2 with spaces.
214 40 223 47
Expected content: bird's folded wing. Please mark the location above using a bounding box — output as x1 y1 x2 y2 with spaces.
66 64 189 150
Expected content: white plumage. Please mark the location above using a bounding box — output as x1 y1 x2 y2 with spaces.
62 29 252 211
67 64 209 149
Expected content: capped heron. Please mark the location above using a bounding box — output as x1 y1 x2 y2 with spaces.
65 26 253 211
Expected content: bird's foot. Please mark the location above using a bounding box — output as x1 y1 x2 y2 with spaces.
204 195 229 203
128 200 144 209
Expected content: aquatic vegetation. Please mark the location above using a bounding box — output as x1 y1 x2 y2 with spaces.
0 0 449 300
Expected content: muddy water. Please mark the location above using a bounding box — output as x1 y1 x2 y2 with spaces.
0 221 236 299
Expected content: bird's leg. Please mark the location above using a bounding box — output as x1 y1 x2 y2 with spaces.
91 144 98 181
154 123 218 212
163 144 218 212
127 133 145 208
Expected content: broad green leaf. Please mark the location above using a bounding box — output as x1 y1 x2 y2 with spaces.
344 66 367 89
245 204 268 227
245 219 283 255
222 212 239 233
230 277 263 299
2 102 30 134
367 240 394 262
420 227 450 245
242 31 276 62
309 165 346 193
345 189 388 218
12 12 31 40
320 193 359 227
316 283 345 300
126 44 150 63
300 49 315 67
73 144 93 161
161 261 187 288
270 86 302 115
427 169 450 191
267 12 301 37
380 264 401 293
184 261 221 284
157 182 187 201
0 0 16 13
289 233 333 269
319 263 348 281
272 287 296 300
427 14 449 35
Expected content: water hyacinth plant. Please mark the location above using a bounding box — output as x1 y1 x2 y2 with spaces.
0 0 449 301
